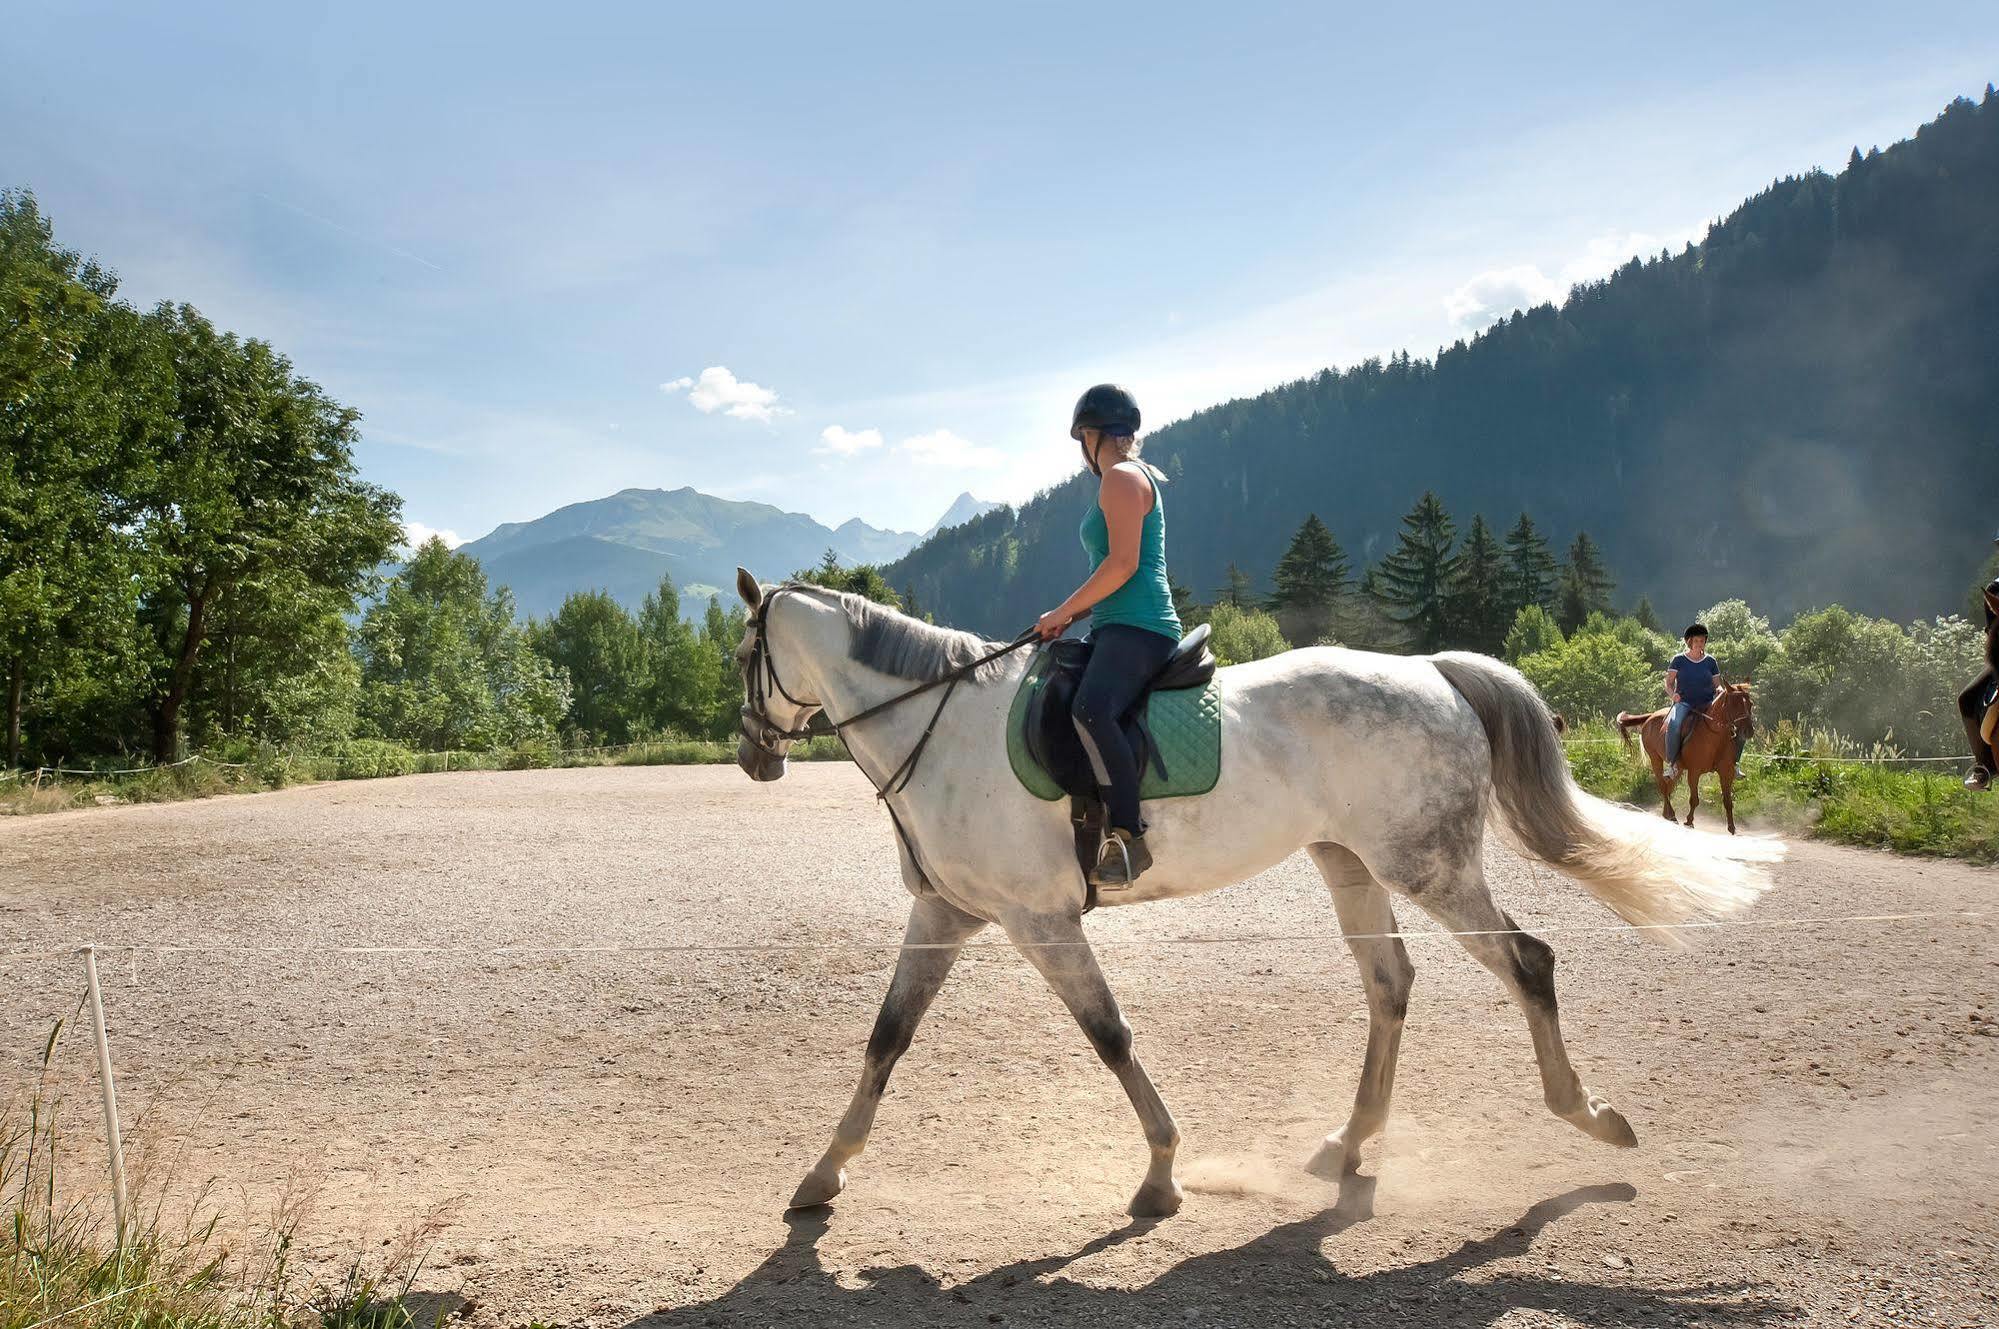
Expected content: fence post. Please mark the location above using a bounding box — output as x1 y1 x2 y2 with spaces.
80 944 131 1248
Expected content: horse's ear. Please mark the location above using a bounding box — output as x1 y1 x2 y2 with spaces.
735 567 763 608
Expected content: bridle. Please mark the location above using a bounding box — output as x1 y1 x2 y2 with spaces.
738 585 1038 801
1703 688 1755 740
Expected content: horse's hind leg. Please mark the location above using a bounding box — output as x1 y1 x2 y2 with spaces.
789 895 985 1209
1304 843 1414 1179
1389 861 1638 1150
1684 774 1699 828
1009 914 1182 1217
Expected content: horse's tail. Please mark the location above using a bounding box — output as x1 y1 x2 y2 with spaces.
1612 711 1645 750
1430 652 1780 947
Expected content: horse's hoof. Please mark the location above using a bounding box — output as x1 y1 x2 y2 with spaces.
1128 1177 1184 1218
1305 1132 1358 1181
1566 1096 1639 1149
787 1166 846 1210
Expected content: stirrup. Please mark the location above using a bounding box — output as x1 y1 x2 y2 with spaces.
1090 828 1149 891
1968 765 1994 793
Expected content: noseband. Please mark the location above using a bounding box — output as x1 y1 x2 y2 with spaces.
738 587 1036 799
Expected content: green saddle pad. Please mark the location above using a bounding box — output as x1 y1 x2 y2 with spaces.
1005 654 1223 803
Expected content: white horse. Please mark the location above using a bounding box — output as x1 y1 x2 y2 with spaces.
731 571 1781 1218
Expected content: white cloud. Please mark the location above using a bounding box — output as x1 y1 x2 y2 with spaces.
1444 226 1706 335
816 424 884 457
403 520 464 550
1443 264 1568 333
899 429 1002 469
659 365 786 422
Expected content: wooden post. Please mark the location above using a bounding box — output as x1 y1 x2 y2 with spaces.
80 945 131 1247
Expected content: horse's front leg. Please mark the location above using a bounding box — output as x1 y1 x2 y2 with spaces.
1010 914 1182 1217
1684 772 1699 828
789 894 986 1209
1719 766 1737 835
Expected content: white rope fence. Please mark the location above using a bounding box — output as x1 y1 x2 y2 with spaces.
7 738 1976 786
1560 736 1969 766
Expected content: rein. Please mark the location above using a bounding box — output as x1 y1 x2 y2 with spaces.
741 587 1038 802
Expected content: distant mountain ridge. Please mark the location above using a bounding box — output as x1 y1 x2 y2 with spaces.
460 486 988 619
887 92 1999 634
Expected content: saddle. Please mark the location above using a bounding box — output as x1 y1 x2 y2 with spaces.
1006 625 1222 907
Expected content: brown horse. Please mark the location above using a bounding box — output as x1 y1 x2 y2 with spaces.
1616 684 1756 833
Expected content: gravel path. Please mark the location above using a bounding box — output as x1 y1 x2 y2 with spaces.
3 764 1996 1327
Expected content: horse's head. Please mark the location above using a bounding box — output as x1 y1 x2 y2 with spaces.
733 567 825 782
1716 682 1756 739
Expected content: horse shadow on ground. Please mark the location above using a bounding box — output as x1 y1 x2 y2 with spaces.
617 1177 1795 1328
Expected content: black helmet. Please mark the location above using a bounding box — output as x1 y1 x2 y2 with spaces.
1684 622 1709 640
1070 384 1140 441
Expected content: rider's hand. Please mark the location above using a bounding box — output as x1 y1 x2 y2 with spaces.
1034 610 1071 641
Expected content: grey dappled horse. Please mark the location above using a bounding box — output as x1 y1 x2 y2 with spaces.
732 573 1781 1217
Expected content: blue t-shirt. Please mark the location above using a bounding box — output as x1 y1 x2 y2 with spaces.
1671 653 1721 709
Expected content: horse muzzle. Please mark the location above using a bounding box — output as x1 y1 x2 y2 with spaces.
737 738 788 782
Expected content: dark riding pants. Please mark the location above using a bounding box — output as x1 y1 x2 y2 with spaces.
1072 625 1178 834
1961 667 1996 772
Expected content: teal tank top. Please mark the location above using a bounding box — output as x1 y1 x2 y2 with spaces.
1079 466 1182 641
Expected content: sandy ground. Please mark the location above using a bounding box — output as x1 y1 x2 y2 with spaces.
2 763 1996 1328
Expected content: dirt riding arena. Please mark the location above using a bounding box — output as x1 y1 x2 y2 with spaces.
3 764 1996 1326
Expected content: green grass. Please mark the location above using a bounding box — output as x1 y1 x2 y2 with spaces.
2 733 851 816
3 1021 435 1329
1563 719 1999 864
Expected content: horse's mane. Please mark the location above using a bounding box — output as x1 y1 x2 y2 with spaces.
783 583 1008 682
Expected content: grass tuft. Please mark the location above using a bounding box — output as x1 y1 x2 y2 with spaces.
3 1023 439 1329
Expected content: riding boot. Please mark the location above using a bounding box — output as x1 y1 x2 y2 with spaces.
1090 826 1153 890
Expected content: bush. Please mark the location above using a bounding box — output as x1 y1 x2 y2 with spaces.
1206 603 1290 665
1697 598 1781 681
323 739 419 780
1503 605 1563 662
503 739 555 770
1518 632 1656 723
1760 606 1915 748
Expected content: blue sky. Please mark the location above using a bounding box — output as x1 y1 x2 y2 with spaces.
6 3 1995 545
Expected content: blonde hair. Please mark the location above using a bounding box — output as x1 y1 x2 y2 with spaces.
1090 431 1166 481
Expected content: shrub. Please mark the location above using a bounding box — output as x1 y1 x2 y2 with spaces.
503 739 555 770
1503 605 1563 662
1518 632 1657 723
1207 603 1290 665
324 739 419 780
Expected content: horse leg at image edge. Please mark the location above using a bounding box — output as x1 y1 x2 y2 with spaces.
788 894 986 1209
1393 865 1638 1150
1010 914 1184 1217
1304 843 1415 1179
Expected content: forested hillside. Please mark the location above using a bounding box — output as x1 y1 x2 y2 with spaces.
887 92 1999 635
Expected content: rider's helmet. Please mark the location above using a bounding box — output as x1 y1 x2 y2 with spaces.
1070 384 1141 441
1684 622 1709 641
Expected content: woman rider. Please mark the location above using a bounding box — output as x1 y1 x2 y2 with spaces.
1959 530 1999 791
1034 384 1181 890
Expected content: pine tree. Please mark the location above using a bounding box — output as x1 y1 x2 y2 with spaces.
1371 492 1463 653
1218 563 1254 610
1632 596 1663 634
1267 515 1350 645
1448 515 1509 654
1502 513 1558 616
1554 531 1615 632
